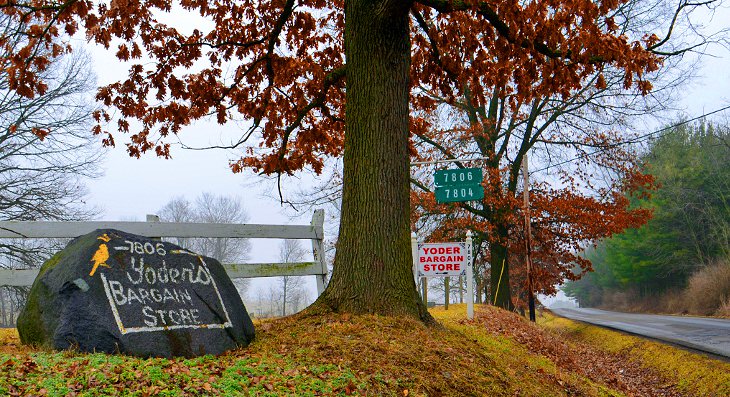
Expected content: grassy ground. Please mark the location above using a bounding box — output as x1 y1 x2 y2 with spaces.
539 312 730 396
0 305 727 396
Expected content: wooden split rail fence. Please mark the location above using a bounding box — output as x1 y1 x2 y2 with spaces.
0 210 328 295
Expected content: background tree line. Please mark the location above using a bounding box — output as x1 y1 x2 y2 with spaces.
565 121 730 316
0 14 101 327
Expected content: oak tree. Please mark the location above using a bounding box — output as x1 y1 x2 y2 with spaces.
1 0 693 321
409 0 717 309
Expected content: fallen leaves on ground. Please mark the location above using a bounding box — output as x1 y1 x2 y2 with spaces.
0 305 726 396
451 306 684 396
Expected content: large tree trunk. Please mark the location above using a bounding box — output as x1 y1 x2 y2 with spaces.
314 0 432 322
490 225 514 311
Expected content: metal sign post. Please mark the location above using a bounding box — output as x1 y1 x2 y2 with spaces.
466 231 474 320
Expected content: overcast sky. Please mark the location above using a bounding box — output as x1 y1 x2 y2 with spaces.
77 5 730 305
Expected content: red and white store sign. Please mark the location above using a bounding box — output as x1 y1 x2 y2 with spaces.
417 242 467 277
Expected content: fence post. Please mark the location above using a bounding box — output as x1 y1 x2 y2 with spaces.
146 214 161 241
310 209 327 296
466 230 474 320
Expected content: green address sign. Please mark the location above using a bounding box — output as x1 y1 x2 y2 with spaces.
434 167 484 203
434 168 483 187
435 184 484 203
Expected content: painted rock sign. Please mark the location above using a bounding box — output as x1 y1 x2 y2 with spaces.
100 239 232 334
17 229 255 358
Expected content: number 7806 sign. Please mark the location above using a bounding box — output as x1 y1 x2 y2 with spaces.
434 168 484 203
434 168 482 186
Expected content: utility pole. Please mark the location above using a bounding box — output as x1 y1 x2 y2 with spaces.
522 154 536 322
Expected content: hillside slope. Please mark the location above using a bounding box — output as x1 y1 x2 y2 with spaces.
0 304 727 396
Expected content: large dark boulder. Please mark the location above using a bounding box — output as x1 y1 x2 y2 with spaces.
17 229 255 357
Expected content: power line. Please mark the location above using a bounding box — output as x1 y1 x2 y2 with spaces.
533 104 730 174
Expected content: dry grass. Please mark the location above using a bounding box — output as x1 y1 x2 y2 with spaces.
597 259 730 317
0 307 614 396
1 306 727 396
656 289 686 314
684 259 730 316
715 297 730 318
540 312 730 397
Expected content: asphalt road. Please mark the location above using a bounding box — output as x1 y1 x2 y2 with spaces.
551 307 730 359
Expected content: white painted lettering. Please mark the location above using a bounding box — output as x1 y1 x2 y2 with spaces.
150 288 162 303
108 280 127 305
162 288 176 303
181 268 193 283
138 288 151 305
155 243 166 256
143 306 157 327
179 288 192 304
155 310 167 325
102 245 233 333
126 288 143 305
179 308 192 324
168 309 181 325
126 257 143 284
144 266 156 284
190 309 201 324
157 261 169 283
194 266 211 285
169 268 180 283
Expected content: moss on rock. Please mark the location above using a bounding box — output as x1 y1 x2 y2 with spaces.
17 251 65 346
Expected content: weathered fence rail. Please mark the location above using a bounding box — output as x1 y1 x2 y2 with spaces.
0 210 328 294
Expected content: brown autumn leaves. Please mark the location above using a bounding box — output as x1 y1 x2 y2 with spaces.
2 0 668 308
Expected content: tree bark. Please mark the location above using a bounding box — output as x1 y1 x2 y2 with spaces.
314 0 432 323
490 225 514 310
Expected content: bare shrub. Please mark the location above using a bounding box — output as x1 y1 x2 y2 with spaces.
657 289 686 314
684 260 730 316
716 298 730 318
601 287 688 314
601 288 644 312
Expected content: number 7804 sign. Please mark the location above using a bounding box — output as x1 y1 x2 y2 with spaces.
434 168 484 203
